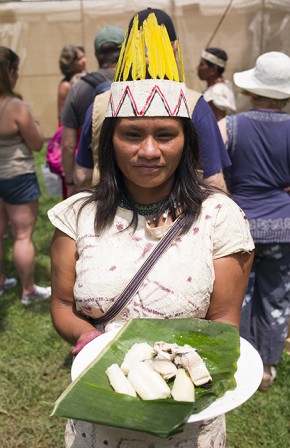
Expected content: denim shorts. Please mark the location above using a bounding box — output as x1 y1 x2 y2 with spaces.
0 172 41 205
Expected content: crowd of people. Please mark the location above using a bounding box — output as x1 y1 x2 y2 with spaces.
0 5 289 447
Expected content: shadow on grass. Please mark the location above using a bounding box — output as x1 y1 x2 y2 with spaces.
63 352 74 371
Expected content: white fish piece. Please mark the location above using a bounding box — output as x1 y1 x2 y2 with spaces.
127 361 171 400
153 341 181 360
174 345 212 386
171 368 195 402
120 342 155 375
105 364 137 397
145 358 178 380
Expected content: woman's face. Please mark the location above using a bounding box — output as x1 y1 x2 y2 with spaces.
196 58 212 81
72 50 86 74
113 117 185 202
9 66 19 88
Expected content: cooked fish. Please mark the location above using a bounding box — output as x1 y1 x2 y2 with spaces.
153 341 180 361
145 358 178 380
174 345 212 386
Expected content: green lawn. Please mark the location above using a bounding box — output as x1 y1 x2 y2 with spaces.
0 151 289 447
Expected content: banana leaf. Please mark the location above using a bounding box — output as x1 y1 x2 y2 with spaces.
52 318 240 438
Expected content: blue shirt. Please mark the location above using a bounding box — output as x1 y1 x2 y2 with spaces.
226 109 290 243
76 96 230 178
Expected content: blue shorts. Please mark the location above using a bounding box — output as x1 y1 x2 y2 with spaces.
0 173 41 205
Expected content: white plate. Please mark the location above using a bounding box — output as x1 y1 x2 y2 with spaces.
188 337 263 422
71 329 263 422
71 326 123 381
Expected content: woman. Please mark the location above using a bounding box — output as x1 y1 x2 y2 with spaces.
50 45 86 200
0 47 51 304
218 51 290 391
48 14 254 447
197 47 236 121
58 45 86 122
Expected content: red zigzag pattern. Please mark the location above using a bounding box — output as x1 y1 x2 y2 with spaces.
108 84 190 117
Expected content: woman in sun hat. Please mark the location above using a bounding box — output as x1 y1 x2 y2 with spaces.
218 51 290 391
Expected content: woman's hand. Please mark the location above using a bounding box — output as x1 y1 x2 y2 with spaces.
71 329 102 356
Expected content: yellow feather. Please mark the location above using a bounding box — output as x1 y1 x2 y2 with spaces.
123 43 133 81
114 30 127 81
159 26 173 80
132 31 146 80
150 18 165 78
119 15 138 81
143 14 158 79
114 12 185 83
177 39 186 83
146 13 167 79
160 26 180 81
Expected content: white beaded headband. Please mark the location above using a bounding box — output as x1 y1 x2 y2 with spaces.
201 50 226 68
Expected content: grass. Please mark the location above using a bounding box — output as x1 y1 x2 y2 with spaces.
0 151 289 447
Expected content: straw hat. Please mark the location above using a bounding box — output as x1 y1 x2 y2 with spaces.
233 52 290 100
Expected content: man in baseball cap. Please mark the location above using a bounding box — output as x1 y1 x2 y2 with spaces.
94 25 124 55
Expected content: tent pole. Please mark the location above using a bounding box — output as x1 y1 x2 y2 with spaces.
260 0 266 54
80 0 85 47
205 0 234 48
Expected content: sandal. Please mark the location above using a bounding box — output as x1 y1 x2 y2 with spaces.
259 365 277 392
0 275 17 296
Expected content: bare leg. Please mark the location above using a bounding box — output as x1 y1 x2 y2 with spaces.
0 198 9 282
6 200 38 295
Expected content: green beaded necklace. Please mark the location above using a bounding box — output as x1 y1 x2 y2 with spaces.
119 195 171 225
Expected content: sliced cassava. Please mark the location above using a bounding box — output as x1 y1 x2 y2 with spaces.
171 368 195 402
127 361 171 400
105 363 137 397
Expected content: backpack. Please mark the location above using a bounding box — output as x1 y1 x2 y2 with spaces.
92 79 112 99
46 125 82 176
46 125 63 176
46 72 113 176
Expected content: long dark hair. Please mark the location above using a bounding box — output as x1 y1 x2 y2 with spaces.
0 46 19 96
80 116 214 235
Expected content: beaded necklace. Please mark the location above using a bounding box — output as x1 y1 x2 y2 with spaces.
119 195 172 225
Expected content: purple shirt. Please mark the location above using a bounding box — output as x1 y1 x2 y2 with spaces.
226 109 290 243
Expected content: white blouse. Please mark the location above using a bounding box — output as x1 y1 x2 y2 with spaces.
48 192 254 329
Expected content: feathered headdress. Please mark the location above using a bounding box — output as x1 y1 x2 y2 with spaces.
105 13 190 118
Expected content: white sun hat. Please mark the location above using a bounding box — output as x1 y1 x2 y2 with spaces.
233 51 290 100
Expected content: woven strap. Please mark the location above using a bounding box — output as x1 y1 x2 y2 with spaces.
90 216 185 325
